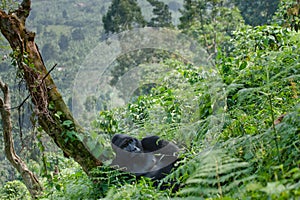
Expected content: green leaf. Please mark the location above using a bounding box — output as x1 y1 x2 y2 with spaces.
62 120 73 127
54 111 63 119
239 61 247 70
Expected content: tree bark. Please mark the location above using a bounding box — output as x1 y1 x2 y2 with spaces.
0 80 43 199
0 0 101 173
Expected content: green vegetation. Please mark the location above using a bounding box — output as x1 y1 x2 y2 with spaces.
179 0 244 56
0 0 300 199
102 0 146 34
0 180 31 200
233 0 280 26
147 0 173 27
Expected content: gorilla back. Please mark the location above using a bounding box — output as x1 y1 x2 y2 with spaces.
111 134 156 173
111 134 179 180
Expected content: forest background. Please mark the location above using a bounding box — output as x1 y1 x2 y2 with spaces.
0 0 299 199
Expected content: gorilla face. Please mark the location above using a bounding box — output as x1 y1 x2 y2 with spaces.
111 134 179 181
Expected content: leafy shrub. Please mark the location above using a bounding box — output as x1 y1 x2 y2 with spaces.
103 178 168 200
0 180 30 200
40 161 97 200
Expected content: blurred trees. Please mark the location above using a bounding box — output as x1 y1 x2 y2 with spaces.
147 0 173 28
179 0 244 56
233 0 280 26
58 34 69 51
272 0 300 31
102 0 146 34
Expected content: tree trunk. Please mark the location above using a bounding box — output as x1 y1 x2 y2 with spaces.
0 0 102 173
0 80 43 199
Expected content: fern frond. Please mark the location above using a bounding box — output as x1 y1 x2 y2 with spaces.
179 149 253 198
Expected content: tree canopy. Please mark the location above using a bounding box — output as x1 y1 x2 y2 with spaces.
102 0 146 34
147 0 173 28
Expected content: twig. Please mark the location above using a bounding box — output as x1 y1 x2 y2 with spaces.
10 63 57 110
9 63 57 150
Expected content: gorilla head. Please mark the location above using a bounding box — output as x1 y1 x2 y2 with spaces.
111 134 179 180
112 134 143 153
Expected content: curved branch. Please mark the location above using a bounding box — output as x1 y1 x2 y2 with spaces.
0 80 43 199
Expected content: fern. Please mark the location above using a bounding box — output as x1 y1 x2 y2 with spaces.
89 166 136 198
178 149 254 198
217 105 300 198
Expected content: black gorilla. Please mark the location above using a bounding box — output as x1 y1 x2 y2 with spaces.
111 134 179 180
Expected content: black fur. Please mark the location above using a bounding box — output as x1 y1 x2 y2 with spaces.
111 134 179 180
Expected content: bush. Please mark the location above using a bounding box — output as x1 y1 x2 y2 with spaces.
0 180 30 200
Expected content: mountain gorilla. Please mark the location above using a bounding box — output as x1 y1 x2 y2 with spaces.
111 134 179 181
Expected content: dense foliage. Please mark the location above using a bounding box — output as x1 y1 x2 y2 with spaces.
0 0 299 199
179 0 244 56
102 0 146 34
147 0 173 27
233 0 280 26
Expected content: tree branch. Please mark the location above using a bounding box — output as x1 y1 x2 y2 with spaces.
14 0 31 24
0 80 43 199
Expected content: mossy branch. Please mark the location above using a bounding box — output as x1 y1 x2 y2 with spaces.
0 80 43 199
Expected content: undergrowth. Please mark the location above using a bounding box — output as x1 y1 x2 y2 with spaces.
88 25 300 199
